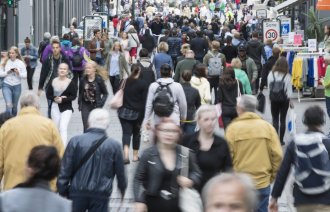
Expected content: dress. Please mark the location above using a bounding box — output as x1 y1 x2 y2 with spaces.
120 39 130 62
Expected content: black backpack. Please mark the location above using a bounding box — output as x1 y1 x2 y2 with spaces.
138 61 155 86
269 72 287 102
153 82 174 117
72 47 83 67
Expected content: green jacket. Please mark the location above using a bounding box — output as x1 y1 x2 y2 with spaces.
238 56 258 83
174 58 199 82
323 65 330 97
105 52 130 80
234 68 252 94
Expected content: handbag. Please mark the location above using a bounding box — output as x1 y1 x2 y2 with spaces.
257 92 266 113
287 107 296 136
179 146 203 212
110 79 126 109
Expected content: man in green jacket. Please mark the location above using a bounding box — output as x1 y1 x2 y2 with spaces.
174 50 199 82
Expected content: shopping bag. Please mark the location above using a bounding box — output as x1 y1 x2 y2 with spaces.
257 92 266 113
215 103 224 128
287 108 297 136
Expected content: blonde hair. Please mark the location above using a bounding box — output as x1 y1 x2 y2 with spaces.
231 58 242 69
85 61 109 80
112 41 123 53
158 42 169 52
3 46 24 67
181 44 191 55
211 41 220 51
195 104 217 122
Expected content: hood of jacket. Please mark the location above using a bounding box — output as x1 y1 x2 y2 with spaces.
61 40 71 47
232 112 262 123
157 77 174 85
191 76 208 87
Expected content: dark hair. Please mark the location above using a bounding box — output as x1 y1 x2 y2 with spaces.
93 29 100 35
226 36 232 44
252 31 258 38
193 63 207 78
0 112 13 128
160 64 172 77
303 106 325 131
139 48 149 57
72 37 81 46
219 67 236 86
51 40 60 47
24 37 31 43
145 29 152 37
62 33 70 40
272 47 281 58
171 28 178 36
129 64 141 80
196 31 204 37
15 145 61 188
181 69 192 82
272 57 289 74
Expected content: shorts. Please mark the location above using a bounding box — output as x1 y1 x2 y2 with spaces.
129 47 137 57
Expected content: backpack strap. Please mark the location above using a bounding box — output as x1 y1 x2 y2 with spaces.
281 73 287 82
272 71 276 82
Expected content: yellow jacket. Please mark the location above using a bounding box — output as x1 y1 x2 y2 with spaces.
291 58 303 89
225 112 283 189
0 107 64 190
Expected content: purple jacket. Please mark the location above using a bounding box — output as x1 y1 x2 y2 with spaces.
41 44 67 63
70 47 90 71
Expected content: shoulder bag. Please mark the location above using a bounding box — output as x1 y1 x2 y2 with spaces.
110 79 127 109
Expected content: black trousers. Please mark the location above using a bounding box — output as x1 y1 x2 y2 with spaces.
81 101 96 132
270 100 289 144
72 71 84 90
208 77 219 104
26 66 35 90
119 117 142 150
109 75 120 95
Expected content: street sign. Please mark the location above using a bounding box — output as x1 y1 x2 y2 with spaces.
278 17 291 37
256 9 267 19
93 12 109 30
262 20 280 42
83 16 103 41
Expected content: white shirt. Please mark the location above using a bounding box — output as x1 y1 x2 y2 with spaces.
0 59 27 86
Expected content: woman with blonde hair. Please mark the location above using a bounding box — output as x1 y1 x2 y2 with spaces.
177 43 191 64
153 42 173 78
231 58 252 94
0 46 27 116
78 61 109 132
105 41 129 94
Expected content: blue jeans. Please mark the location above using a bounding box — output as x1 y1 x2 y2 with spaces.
257 186 270 212
2 83 21 116
95 57 105 66
70 196 109 212
182 122 196 135
326 96 330 118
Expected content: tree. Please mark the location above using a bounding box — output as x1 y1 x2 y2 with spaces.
303 6 330 42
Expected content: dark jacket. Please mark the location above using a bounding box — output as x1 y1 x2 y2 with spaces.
78 74 108 109
181 83 201 121
47 80 77 112
271 135 330 206
87 38 105 61
221 45 238 63
57 128 127 197
182 132 232 191
260 56 278 91
216 80 243 115
167 36 182 57
190 37 208 60
134 145 201 203
246 39 267 67
141 35 156 53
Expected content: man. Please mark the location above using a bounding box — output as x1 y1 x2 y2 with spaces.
149 15 163 38
167 28 182 69
246 31 267 94
68 25 79 41
226 95 283 212
21 37 38 90
57 109 127 212
237 45 258 93
38 40 71 117
87 29 105 65
202 173 258 212
137 48 156 87
0 91 63 190
38 32 51 63
260 47 281 92
174 49 199 83
144 64 187 126
190 31 209 63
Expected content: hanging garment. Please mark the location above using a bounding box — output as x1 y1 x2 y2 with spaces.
314 57 319 87
307 58 315 87
318 56 326 80
292 57 303 89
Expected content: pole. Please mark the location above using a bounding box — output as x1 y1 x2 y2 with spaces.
116 0 118 15
132 0 135 18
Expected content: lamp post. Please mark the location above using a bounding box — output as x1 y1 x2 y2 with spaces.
132 0 135 18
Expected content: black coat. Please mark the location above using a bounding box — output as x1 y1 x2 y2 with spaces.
181 83 201 121
47 79 77 112
190 37 208 60
260 56 278 91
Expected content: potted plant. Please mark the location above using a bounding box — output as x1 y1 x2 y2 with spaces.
303 6 330 42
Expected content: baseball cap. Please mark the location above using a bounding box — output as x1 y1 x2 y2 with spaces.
238 45 246 51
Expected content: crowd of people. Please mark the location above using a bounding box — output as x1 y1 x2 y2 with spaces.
1 1 330 212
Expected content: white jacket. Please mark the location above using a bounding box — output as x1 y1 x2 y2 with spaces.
191 76 211 105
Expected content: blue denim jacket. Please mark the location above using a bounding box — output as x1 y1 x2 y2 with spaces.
20 46 38 68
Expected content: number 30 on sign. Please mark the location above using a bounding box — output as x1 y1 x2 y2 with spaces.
263 20 280 42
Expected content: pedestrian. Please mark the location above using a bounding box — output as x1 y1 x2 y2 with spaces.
225 95 283 212
120 32 131 63
140 29 156 56
231 58 252 94
137 48 156 87
134 118 201 212
119 64 149 164
60 34 73 59
0 145 71 212
21 37 38 90
87 29 105 66
38 32 51 63
237 45 258 92
0 46 27 116
190 31 209 63
79 61 108 132
41 36 61 63
57 109 127 212
101 32 113 59
174 49 198 82
46 63 77 146
153 42 173 79
202 173 258 212
221 36 237 65
269 106 330 212
267 57 293 145
68 25 79 41
182 104 232 191
0 91 64 190
167 28 182 69
38 40 71 118
191 63 212 105
105 41 130 94
322 55 330 119
180 70 201 134
112 15 120 37
127 26 140 64
260 47 280 92
176 44 190 64
144 64 187 127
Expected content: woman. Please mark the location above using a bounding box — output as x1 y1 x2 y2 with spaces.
21 37 38 90
127 26 140 64
47 63 77 145
0 46 27 116
269 106 330 212
134 118 201 212
119 64 149 164
182 105 232 192
120 32 130 63
105 41 130 94
267 57 293 145
191 63 212 105
231 58 252 94
0 145 71 212
153 42 173 79
216 67 243 129
141 29 156 56
324 25 330 53
60 34 72 59
102 32 113 59
78 61 109 132
176 43 190 64
180 70 201 135
70 37 90 88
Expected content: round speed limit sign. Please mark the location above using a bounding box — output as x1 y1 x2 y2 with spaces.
265 29 278 41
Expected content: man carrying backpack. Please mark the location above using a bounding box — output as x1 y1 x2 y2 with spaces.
269 106 330 212
203 40 226 104
137 48 156 87
143 64 187 127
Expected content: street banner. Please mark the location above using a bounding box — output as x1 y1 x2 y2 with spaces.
256 9 267 19
317 0 330 10
83 16 103 41
262 20 281 42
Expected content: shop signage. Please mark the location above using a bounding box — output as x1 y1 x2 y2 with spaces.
308 39 317 52
294 34 302 45
317 0 330 10
262 20 280 42
279 17 291 37
256 9 267 19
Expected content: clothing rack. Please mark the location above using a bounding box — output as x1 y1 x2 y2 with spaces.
281 46 309 51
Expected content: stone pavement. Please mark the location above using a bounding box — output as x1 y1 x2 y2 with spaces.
1 63 329 211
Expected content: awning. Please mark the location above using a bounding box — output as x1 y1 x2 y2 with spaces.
273 0 307 13
317 0 330 10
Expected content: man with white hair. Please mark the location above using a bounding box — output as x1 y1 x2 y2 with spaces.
202 173 258 212
225 95 283 212
57 108 127 212
0 91 63 191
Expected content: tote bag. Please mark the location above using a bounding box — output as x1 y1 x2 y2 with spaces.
110 79 127 109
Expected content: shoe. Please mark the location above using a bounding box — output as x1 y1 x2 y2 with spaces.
124 159 130 165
